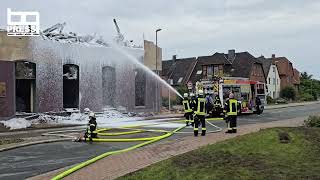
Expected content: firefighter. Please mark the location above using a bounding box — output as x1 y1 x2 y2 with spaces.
194 90 206 136
189 93 197 126
182 93 193 126
84 112 98 142
205 93 213 115
213 95 223 117
224 93 238 133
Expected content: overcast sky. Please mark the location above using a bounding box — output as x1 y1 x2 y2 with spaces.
1 0 319 79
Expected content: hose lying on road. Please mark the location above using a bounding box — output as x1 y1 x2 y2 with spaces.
51 125 185 180
47 118 222 179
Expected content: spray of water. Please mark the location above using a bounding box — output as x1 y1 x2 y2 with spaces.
110 43 183 99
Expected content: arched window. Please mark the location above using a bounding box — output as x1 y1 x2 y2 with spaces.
102 66 116 107
135 69 146 106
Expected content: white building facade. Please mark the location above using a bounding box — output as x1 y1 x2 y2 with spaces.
266 64 281 99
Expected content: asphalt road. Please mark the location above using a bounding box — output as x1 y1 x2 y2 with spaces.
0 103 319 180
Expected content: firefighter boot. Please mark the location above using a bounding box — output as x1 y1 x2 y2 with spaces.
201 129 206 136
232 128 237 133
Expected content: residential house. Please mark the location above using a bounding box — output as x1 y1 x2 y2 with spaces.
293 68 301 91
189 50 266 84
270 54 300 92
258 56 281 99
161 55 197 98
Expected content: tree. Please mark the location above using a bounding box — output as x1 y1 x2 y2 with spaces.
299 72 320 101
300 72 312 80
176 85 188 105
281 86 296 100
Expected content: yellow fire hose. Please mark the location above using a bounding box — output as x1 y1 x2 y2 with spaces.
51 125 185 180
97 130 143 136
172 117 223 123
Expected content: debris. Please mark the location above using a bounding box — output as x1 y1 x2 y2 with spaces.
40 22 142 48
0 118 32 130
278 132 291 143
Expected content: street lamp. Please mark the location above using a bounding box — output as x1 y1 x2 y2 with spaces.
155 28 162 112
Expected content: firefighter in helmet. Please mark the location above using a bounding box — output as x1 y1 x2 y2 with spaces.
213 94 223 117
224 93 238 133
84 112 98 141
182 93 193 126
194 90 206 136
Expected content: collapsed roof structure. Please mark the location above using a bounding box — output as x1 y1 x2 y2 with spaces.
40 21 142 48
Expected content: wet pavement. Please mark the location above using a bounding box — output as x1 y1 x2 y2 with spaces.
0 103 319 180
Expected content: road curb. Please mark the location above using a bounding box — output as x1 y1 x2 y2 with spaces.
0 138 73 152
265 101 320 110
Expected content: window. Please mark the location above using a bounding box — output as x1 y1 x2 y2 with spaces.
177 77 183 84
213 65 219 76
135 69 146 106
207 65 213 79
196 70 202 75
202 66 207 79
268 78 270 84
202 65 223 79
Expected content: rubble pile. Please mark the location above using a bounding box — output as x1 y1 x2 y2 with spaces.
41 22 109 47
40 22 142 48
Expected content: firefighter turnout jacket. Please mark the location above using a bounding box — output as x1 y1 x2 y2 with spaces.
195 97 206 115
182 99 193 113
224 99 238 116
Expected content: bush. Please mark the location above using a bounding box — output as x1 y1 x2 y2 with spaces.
162 97 177 107
176 85 188 105
275 98 288 104
280 86 296 100
267 96 274 104
300 93 315 101
304 115 320 127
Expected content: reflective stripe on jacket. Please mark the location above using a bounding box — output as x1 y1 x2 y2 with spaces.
227 99 238 116
195 98 206 115
183 100 193 113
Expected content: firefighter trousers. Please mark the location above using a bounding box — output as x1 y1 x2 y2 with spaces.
226 115 237 133
194 115 206 136
185 112 193 126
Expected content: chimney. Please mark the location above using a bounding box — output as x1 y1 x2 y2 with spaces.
272 54 275 58
172 55 177 62
228 49 235 63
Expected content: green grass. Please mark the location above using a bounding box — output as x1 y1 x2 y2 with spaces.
0 138 24 145
118 127 320 180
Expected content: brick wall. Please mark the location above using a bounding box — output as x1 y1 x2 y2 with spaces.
0 61 15 118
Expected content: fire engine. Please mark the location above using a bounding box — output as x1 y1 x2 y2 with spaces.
193 77 266 116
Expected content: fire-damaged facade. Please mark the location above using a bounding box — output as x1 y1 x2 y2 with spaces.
0 31 162 119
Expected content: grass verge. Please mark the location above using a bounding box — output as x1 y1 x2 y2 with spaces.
0 138 24 145
118 127 320 180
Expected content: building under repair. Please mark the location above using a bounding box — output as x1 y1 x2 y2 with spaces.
0 23 162 119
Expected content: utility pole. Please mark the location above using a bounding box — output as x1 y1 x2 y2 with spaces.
274 61 279 99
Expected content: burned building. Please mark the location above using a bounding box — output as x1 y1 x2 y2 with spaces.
0 31 162 119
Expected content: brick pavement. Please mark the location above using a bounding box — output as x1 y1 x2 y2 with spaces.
29 116 306 180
